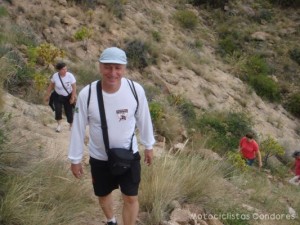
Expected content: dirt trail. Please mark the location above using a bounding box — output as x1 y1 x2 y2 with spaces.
4 93 123 225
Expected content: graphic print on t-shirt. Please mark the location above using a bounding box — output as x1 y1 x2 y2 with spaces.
117 109 128 121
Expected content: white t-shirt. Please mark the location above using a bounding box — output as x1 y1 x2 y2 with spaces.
68 78 155 164
51 72 76 96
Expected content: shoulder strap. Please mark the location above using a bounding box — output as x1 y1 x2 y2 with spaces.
58 74 70 95
96 81 110 152
87 83 92 110
126 79 139 115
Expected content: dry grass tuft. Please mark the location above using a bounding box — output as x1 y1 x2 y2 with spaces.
139 151 224 224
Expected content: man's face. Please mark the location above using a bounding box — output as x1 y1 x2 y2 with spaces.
246 137 253 142
100 63 126 86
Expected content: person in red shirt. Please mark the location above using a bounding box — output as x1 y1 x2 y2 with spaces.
288 151 300 186
239 133 262 168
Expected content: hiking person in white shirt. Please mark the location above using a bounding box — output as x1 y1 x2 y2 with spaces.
45 62 77 132
68 47 155 225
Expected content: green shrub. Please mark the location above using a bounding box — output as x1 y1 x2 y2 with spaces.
107 0 125 19
218 36 241 56
194 40 203 49
168 94 184 107
66 0 98 8
0 6 8 17
178 101 197 128
269 0 300 7
188 0 229 8
144 85 162 102
217 29 245 57
168 94 197 129
151 31 162 42
174 10 198 30
149 102 164 126
248 75 281 102
289 48 300 65
27 46 38 67
74 26 93 41
33 73 48 92
252 9 273 23
11 25 38 46
0 131 5 149
125 40 149 70
196 112 253 153
284 92 300 118
241 55 280 102
36 43 65 67
5 65 35 94
243 55 270 77
260 136 284 166
226 152 248 172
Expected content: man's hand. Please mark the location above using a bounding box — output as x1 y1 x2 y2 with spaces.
71 163 83 179
44 95 50 104
144 149 153 166
69 95 77 104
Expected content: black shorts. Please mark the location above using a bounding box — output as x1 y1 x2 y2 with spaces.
89 152 141 197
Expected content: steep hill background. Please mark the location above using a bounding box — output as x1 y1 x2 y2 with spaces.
1 0 300 154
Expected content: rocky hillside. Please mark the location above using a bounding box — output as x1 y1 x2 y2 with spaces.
1 0 300 153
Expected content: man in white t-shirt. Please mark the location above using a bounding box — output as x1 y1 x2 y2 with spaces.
68 47 155 225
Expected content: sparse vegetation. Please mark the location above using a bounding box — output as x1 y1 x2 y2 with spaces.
218 29 244 56
36 43 65 67
140 151 224 224
269 0 300 7
74 26 93 51
260 136 285 166
149 101 164 128
189 0 229 8
284 92 300 118
174 9 198 30
125 40 150 70
239 55 281 102
107 0 126 19
248 74 281 102
226 151 248 172
196 111 253 153
0 6 8 17
289 48 300 65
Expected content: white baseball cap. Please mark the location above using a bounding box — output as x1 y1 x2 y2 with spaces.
99 47 127 65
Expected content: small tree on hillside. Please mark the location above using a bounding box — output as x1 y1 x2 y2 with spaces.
36 43 65 67
260 136 285 166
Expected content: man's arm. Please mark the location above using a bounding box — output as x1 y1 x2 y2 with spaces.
257 150 262 168
68 86 89 178
70 83 77 104
134 84 155 164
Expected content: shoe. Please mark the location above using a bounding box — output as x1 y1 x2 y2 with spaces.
106 222 117 225
56 125 61 132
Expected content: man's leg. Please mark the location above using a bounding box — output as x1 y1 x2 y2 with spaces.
98 193 115 221
122 194 139 225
